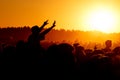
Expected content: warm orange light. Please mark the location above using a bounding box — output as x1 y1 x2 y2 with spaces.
87 8 117 33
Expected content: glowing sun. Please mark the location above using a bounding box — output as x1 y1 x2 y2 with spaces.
88 9 116 33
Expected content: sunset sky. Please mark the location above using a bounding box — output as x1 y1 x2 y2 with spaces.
0 0 120 33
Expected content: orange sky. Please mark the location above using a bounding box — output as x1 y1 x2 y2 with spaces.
0 0 120 33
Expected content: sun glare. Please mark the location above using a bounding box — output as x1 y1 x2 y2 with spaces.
87 9 116 33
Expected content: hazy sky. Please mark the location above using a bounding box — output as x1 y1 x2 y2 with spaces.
0 0 120 33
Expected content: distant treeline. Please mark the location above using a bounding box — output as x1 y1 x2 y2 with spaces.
0 27 120 45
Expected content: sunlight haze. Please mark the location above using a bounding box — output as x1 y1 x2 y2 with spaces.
0 0 120 33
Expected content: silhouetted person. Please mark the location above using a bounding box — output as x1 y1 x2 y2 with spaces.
111 46 120 78
27 20 56 64
27 20 56 49
16 40 28 64
102 40 112 54
94 45 97 51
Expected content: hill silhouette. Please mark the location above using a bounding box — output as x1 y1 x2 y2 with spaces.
0 27 120 49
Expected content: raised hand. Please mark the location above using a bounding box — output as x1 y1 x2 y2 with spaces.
43 20 49 26
41 20 56 35
52 20 56 27
39 20 49 31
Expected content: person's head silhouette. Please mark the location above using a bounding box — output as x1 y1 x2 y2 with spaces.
31 25 40 34
105 40 112 48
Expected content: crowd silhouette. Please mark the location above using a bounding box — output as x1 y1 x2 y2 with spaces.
1 20 120 79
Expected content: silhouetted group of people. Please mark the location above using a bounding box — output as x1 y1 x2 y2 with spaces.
1 20 120 79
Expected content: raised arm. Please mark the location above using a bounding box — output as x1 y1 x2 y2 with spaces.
40 21 56 35
39 20 49 32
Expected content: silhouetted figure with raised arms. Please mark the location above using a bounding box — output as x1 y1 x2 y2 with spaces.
27 20 56 49
27 20 56 64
